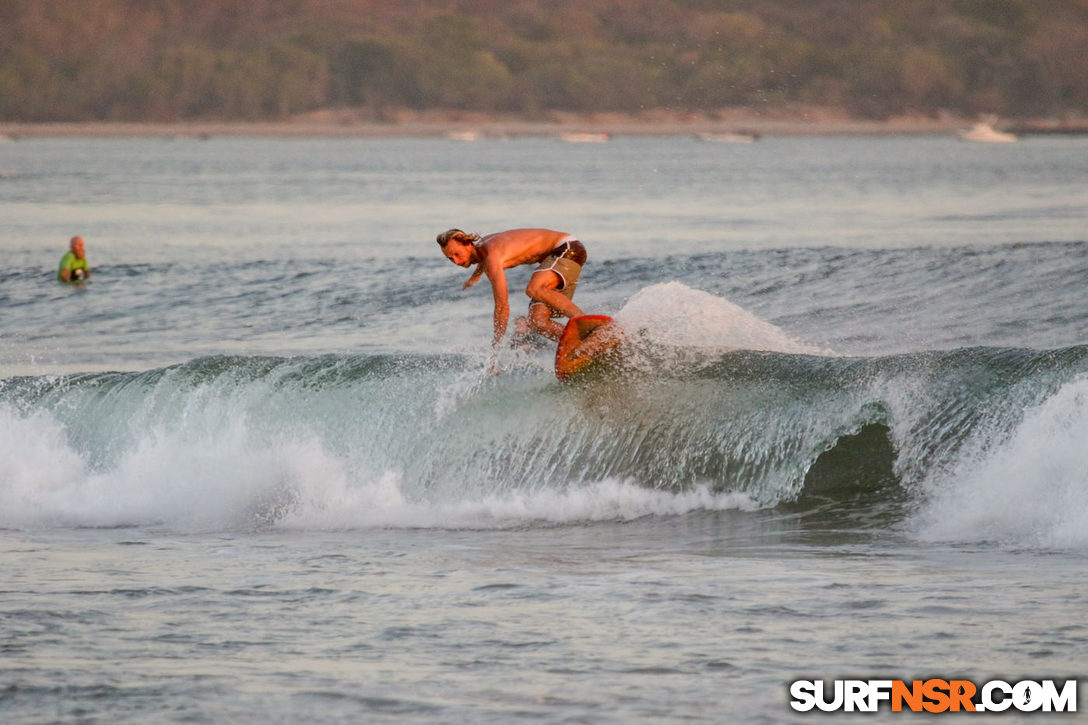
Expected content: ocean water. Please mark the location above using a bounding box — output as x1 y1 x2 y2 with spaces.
1 134 1087 722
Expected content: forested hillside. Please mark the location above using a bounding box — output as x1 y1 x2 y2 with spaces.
1 0 1085 122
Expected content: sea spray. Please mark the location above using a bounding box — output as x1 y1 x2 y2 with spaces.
0 403 86 525
0 397 762 531
279 477 762 530
615 282 828 355
3 290 1088 540
915 375 1088 548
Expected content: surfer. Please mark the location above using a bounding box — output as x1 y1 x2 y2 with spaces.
57 235 90 282
437 228 588 349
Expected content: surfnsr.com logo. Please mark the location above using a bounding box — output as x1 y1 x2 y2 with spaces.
789 679 1077 713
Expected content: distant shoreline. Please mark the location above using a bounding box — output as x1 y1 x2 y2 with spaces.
3 109 1086 139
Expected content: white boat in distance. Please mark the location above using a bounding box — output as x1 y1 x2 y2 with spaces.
559 132 611 143
445 131 481 142
697 131 759 143
960 121 1017 143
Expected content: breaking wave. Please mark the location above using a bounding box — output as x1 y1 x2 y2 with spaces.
2 284 1086 548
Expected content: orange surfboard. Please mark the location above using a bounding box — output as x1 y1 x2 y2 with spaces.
554 315 624 381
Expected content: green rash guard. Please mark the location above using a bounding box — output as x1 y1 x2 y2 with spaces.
58 251 88 281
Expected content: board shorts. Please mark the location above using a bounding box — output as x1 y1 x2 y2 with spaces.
529 239 587 316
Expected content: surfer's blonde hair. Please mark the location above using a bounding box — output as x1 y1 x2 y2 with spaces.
436 229 480 247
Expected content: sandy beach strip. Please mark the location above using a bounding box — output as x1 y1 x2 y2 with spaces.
0 113 973 140
1 110 1083 140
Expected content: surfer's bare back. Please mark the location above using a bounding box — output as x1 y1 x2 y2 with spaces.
437 228 588 347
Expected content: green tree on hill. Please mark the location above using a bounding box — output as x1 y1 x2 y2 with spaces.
0 0 1085 122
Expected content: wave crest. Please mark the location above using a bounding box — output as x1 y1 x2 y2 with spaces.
3 286 1088 545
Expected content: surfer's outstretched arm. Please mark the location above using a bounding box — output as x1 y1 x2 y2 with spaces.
485 269 510 375
488 265 510 347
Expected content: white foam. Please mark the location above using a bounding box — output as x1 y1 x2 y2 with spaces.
0 402 757 531
915 376 1088 549
615 282 826 354
283 476 760 530
0 404 87 524
0 403 351 530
